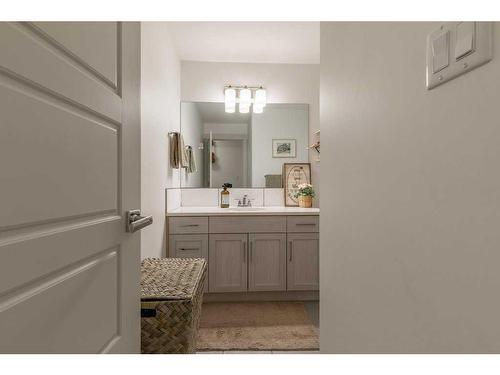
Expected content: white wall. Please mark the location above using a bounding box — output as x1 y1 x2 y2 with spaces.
180 102 204 188
141 22 181 259
181 61 320 204
320 22 500 353
251 104 309 187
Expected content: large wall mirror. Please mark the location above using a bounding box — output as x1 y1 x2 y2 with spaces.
180 102 309 188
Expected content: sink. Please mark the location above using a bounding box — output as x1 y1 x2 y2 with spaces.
227 207 266 212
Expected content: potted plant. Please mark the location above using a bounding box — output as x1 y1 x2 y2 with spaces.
294 183 315 208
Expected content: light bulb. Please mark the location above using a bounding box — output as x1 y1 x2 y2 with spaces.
224 87 236 113
239 87 251 106
254 87 266 107
238 87 252 114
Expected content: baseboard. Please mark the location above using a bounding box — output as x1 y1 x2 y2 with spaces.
203 290 319 302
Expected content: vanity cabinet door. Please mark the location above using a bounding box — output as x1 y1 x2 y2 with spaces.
209 234 248 293
287 233 319 291
248 233 286 292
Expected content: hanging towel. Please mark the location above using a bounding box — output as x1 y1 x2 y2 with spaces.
178 133 189 169
185 146 197 174
169 132 180 168
169 132 189 169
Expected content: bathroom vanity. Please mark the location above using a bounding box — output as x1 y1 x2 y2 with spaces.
172 99 317 301
166 207 319 301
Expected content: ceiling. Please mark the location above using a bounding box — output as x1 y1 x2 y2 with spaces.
195 102 251 124
168 22 320 64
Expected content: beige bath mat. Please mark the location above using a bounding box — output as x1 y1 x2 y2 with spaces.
196 302 319 351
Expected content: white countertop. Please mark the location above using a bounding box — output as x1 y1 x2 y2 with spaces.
166 206 320 217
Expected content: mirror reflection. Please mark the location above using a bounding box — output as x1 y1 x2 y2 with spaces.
180 102 309 188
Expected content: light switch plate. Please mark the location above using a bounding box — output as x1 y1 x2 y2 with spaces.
426 22 493 90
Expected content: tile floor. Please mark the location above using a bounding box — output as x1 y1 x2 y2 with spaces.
197 301 319 354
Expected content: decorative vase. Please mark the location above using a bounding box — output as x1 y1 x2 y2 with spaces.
298 195 312 208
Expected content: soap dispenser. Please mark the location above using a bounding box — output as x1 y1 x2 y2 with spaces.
220 183 232 208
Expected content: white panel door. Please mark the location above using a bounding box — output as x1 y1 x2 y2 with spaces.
0 22 141 353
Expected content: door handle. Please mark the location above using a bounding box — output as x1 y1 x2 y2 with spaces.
289 241 293 262
250 241 253 263
126 210 153 233
296 223 316 226
179 248 199 251
243 241 247 263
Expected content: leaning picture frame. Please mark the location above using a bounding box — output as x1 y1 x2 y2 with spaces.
282 163 312 207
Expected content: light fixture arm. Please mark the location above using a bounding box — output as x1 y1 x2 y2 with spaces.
223 84 264 93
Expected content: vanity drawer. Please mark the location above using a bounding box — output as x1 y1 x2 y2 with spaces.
169 217 208 234
287 216 319 233
209 216 286 233
169 234 208 259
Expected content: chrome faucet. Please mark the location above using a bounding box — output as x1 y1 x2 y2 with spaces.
237 195 252 207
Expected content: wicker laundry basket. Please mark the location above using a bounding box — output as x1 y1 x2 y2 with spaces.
141 258 207 354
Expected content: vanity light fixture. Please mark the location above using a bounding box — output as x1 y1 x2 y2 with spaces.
223 85 267 114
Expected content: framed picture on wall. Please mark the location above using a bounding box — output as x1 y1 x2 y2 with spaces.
282 163 312 206
272 139 297 158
